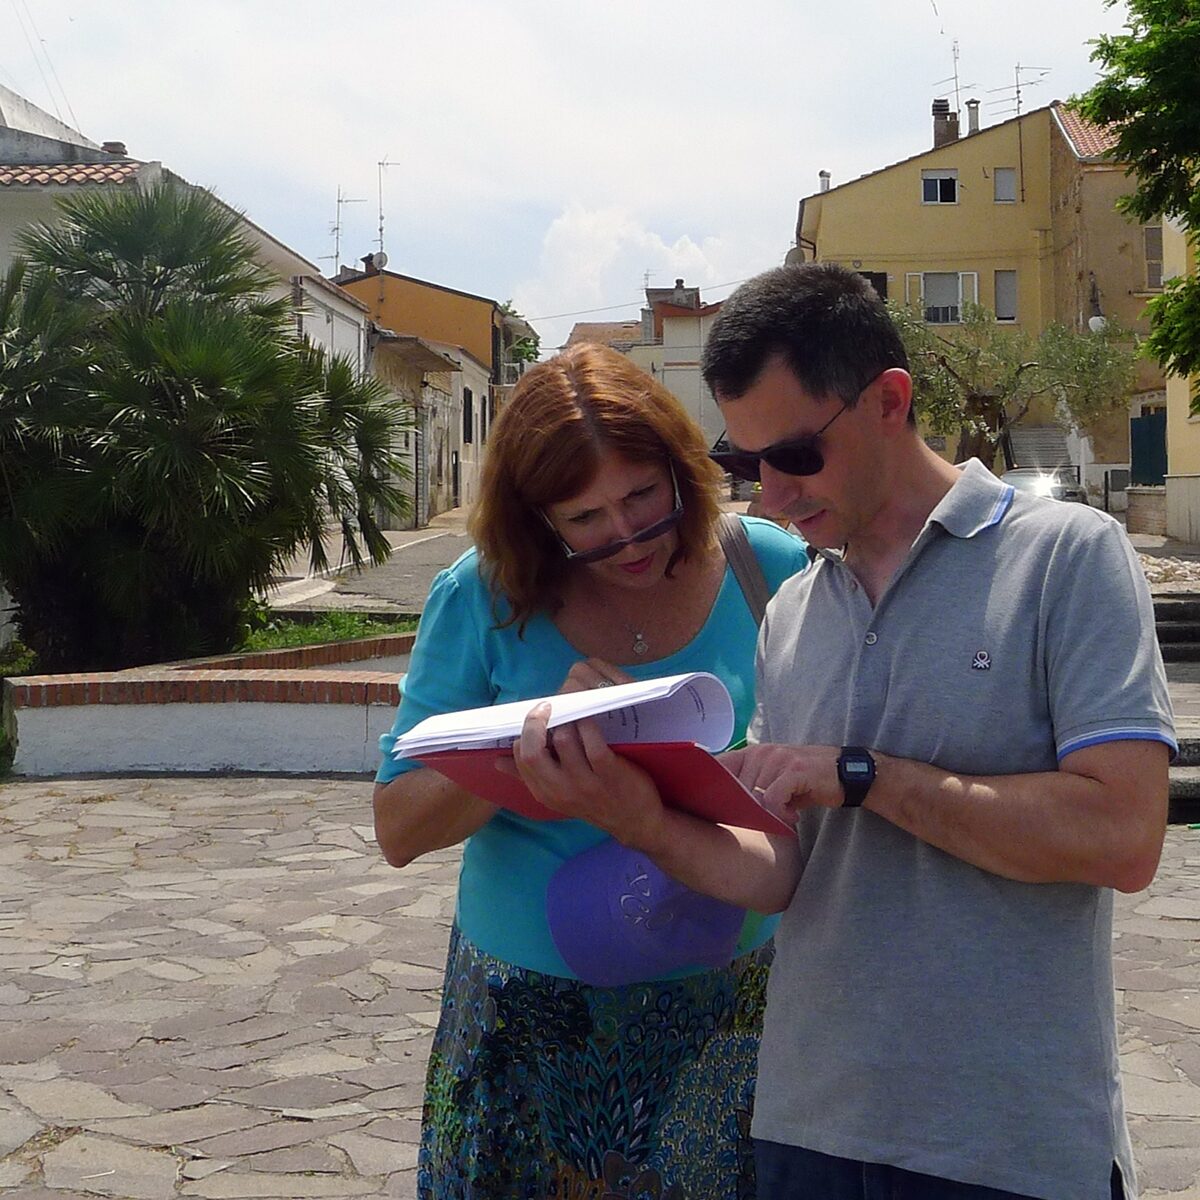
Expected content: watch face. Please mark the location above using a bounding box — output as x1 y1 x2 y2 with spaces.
843 760 872 778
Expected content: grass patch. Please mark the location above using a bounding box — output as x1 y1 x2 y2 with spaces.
240 610 417 651
0 642 33 776
0 613 418 674
0 640 37 678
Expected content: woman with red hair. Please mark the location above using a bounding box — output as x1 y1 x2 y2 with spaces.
374 342 806 1198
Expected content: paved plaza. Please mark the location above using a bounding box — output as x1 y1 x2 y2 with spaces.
0 776 457 1199
1 774 1200 1197
4 513 1200 1197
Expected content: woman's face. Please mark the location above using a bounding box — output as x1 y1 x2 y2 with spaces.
542 450 682 589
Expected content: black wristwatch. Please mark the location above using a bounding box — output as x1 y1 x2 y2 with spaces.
837 746 876 808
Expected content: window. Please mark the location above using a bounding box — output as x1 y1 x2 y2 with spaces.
462 387 474 444
1143 224 1163 290
994 270 1017 321
921 169 958 204
994 167 1017 203
858 271 888 300
907 271 978 324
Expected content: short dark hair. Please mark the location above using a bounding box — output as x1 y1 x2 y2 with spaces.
702 263 909 415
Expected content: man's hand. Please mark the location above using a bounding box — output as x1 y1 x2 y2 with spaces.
721 743 845 825
510 701 669 852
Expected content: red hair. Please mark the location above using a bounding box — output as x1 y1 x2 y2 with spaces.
469 343 723 629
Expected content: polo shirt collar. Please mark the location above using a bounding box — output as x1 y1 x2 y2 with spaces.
928 457 1015 539
807 458 1014 567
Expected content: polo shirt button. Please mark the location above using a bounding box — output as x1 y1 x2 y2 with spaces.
865 631 878 645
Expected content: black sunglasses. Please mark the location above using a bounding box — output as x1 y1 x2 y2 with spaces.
710 403 847 482
541 464 684 565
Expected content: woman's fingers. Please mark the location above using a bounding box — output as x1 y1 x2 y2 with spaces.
560 658 636 693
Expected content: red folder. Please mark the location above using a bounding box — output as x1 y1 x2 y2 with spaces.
416 741 794 837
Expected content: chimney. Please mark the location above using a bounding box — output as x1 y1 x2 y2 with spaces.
101 140 128 157
932 98 959 148
965 98 981 135
819 170 831 193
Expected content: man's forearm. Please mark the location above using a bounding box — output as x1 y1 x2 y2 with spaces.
638 810 803 914
867 741 1168 893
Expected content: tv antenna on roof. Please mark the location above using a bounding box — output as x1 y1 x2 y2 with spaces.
377 157 398 259
986 62 1051 117
931 40 976 116
320 185 365 275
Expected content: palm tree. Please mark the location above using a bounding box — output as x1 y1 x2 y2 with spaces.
0 182 410 671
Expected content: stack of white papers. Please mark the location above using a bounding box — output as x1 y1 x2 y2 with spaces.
390 671 735 757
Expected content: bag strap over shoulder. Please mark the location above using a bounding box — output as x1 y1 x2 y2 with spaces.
717 512 771 627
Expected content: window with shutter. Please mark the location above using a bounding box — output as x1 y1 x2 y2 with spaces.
921 169 959 204
1143 225 1163 290
994 168 1017 203
994 270 1017 321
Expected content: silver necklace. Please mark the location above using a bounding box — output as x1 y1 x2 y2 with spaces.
593 586 651 656
622 621 649 656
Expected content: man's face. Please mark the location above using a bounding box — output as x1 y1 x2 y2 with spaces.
718 356 883 550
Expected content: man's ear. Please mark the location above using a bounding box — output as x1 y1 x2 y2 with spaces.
874 367 914 430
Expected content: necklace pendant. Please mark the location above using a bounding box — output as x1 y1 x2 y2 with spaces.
632 633 649 656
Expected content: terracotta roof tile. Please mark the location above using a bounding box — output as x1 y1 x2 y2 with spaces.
0 162 142 188
564 320 644 348
1052 102 1121 160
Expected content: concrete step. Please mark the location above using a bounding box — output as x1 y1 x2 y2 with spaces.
1174 736 1200 767
1156 621 1200 644
1170 766 1200 824
1154 596 1200 621
1160 642 1200 662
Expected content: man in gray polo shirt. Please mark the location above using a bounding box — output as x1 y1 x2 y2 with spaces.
513 263 1174 1200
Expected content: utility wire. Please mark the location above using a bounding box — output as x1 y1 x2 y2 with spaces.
8 0 60 122
21 0 81 132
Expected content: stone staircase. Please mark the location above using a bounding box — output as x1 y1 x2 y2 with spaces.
1156 596 1200 820
1155 595 1200 663
1007 424 1072 469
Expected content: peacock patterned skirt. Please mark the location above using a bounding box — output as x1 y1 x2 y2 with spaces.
417 924 772 1200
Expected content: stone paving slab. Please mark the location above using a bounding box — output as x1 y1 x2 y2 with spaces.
0 777 457 1199
2 775 1200 1196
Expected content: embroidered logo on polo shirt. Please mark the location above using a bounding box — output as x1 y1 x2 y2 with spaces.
972 650 991 670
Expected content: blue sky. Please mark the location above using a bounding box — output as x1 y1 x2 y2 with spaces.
0 0 1131 350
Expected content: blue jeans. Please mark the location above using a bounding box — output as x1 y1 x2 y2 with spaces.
753 1141 1126 1199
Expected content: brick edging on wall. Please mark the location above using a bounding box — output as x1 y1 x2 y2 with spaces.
169 631 417 671
3 632 415 710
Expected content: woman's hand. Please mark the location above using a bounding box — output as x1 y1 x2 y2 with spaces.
719 743 845 826
558 657 634 694
372 769 497 868
510 701 669 852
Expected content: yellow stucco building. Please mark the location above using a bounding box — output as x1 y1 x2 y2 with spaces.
1162 218 1200 540
336 265 534 515
791 99 1165 503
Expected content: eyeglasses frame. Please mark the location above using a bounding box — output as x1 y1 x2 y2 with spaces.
540 460 684 565
710 400 851 483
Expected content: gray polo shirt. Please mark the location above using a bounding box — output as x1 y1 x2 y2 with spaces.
750 459 1174 1200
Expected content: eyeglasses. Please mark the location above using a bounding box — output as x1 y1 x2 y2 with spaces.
541 463 684 565
710 403 847 482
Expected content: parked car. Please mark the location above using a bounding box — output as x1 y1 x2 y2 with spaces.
1000 467 1089 505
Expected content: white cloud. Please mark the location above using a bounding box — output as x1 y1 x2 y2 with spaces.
511 203 781 350
0 0 1135 346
